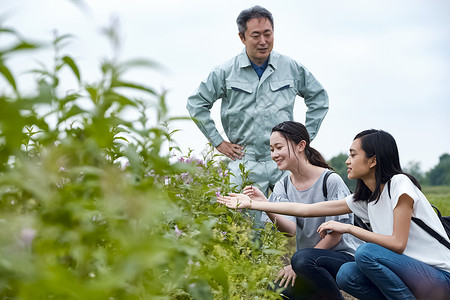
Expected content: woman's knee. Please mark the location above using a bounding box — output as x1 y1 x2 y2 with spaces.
354 243 380 264
291 248 315 272
336 262 358 290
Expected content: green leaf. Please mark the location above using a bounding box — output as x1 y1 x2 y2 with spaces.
0 27 16 35
23 114 50 132
104 91 137 108
34 79 53 103
112 126 130 134
110 80 156 95
167 116 191 122
59 105 86 123
59 92 81 108
85 85 99 103
0 98 26 152
100 60 114 75
0 63 17 91
1 41 40 56
114 136 129 142
28 69 52 77
62 55 81 82
158 93 167 119
53 33 75 46
11 41 39 52
209 264 229 297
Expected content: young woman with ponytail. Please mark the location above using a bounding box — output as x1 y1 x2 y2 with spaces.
241 121 362 299
218 128 450 299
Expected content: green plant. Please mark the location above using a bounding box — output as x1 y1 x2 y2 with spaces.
0 20 287 299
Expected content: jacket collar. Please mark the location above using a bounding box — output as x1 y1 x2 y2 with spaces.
238 49 279 69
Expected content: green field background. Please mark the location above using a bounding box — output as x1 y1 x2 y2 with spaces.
424 185 450 215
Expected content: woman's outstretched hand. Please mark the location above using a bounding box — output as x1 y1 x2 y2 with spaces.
242 185 268 202
216 193 252 209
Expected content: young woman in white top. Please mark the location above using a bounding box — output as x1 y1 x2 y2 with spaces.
218 129 450 299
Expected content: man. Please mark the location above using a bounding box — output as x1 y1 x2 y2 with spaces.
187 5 328 200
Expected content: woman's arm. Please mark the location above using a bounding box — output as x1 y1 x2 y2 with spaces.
217 193 352 217
314 231 342 249
242 186 297 236
317 194 413 254
241 186 344 245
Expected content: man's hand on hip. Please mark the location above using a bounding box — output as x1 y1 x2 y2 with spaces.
216 141 243 160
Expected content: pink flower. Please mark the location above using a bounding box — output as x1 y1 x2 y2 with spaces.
20 228 36 246
121 161 130 170
174 225 182 238
218 169 228 178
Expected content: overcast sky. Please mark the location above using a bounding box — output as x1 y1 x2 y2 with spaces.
2 0 450 172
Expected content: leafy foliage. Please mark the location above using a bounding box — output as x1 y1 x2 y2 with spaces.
427 154 450 186
0 23 287 299
328 153 356 191
403 161 427 186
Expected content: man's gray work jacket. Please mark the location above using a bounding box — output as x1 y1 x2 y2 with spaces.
186 50 329 161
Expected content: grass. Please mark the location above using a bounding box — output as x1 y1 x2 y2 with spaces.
423 185 450 216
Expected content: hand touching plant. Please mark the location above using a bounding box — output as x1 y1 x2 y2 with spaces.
217 184 272 209
216 193 253 209
242 185 269 203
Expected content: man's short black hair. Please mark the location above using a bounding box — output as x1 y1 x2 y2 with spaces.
236 6 274 36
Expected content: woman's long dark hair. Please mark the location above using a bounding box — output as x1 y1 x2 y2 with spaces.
353 129 421 203
272 121 332 170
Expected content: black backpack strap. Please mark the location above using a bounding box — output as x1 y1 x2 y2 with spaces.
431 204 442 218
283 175 289 195
288 169 371 231
285 170 335 198
411 216 450 250
322 170 335 199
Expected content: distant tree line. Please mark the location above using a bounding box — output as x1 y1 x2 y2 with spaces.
329 153 450 191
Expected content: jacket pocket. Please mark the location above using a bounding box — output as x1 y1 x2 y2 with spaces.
227 81 253 94
270 79 294 92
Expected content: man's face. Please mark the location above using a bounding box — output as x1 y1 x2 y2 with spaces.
239 17 274 65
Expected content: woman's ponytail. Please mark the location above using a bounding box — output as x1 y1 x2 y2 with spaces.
305 146 332 169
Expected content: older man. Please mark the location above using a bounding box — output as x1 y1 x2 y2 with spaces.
187 5 328 200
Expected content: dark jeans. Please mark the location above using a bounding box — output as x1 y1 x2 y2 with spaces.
276 248 354 300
